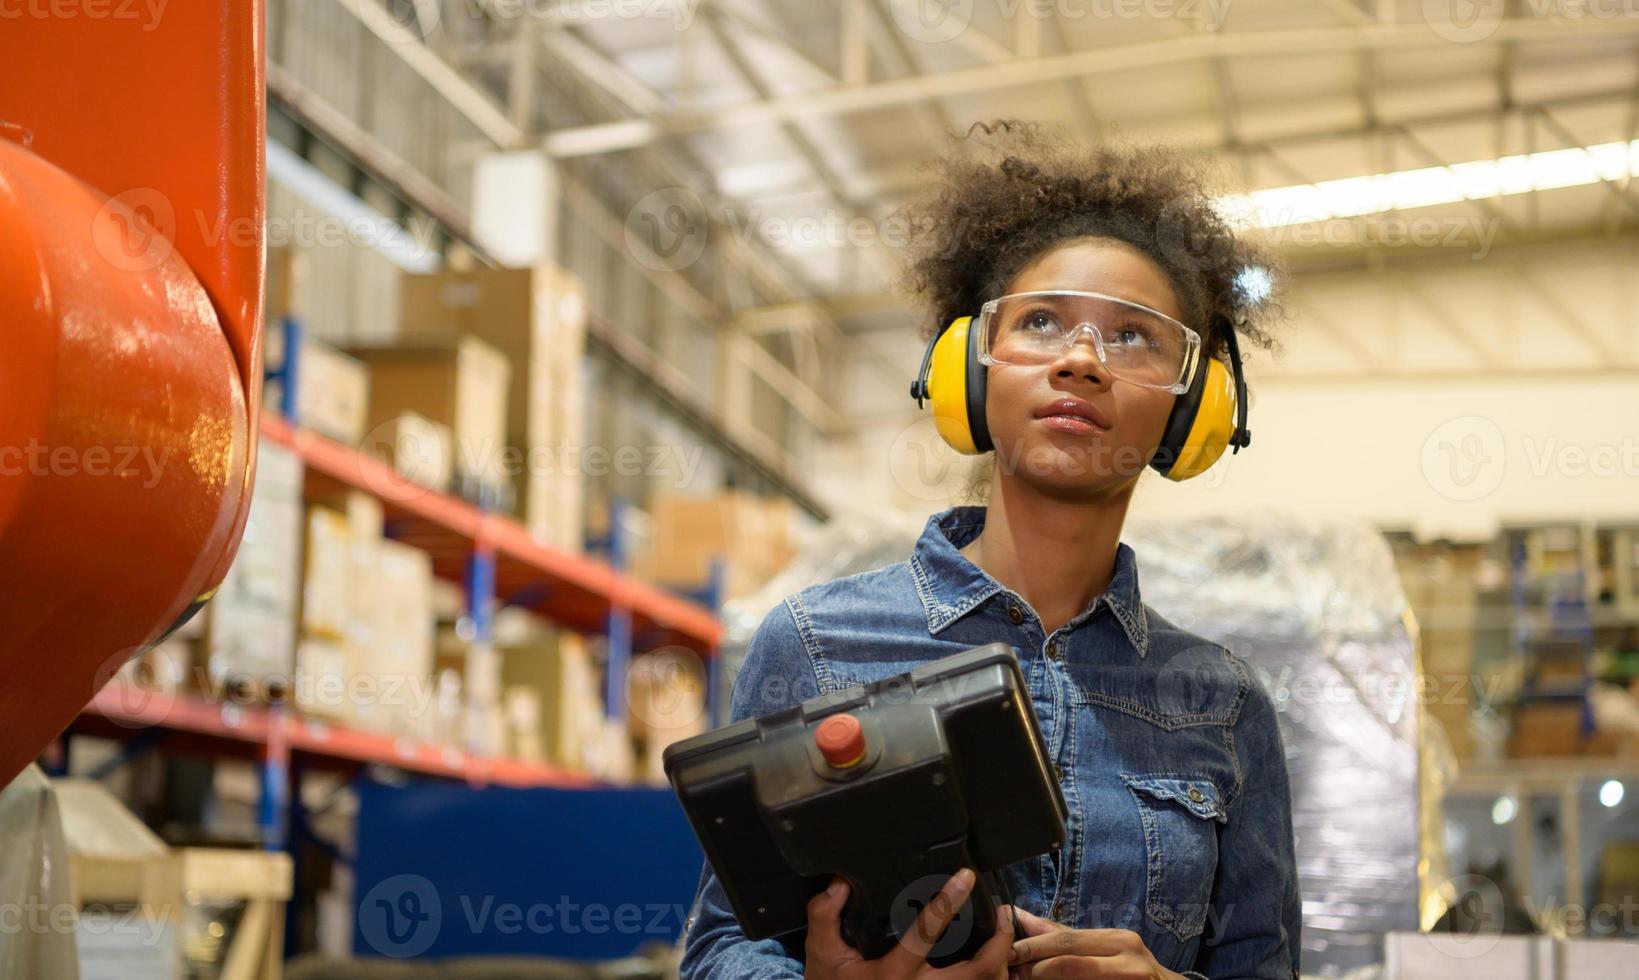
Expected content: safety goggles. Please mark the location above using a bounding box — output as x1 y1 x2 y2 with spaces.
976 290 1202 394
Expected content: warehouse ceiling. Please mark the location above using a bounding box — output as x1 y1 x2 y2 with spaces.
366 0 1639 342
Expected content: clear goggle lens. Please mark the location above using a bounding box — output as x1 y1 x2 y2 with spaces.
979 291 1200 392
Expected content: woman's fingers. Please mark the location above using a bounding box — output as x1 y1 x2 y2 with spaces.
1009 906 1067 938
1007 926 1140 966
805 875 859 965
931 904 1016 980
883 867 976 970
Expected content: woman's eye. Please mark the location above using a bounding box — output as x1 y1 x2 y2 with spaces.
1022 312 1060 333
1114 324 1157 347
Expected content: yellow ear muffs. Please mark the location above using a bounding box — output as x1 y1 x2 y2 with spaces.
910 315 992 455
912 311 1251 473
1150 357 1238 481
1152 315 1252 481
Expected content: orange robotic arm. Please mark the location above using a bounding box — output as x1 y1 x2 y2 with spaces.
0 3 266 784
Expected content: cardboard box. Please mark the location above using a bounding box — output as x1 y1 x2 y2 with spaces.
294 339 369 445
504 686 546 764
347 335 512 498
293 637 351 724
362 411 452 492
498 631 601 769
628 650 707 745
301 507 352 640
640 491 800 599
201 441 302 699
355 539 435 735
1507 701 1633 758
399 264 588 545
264 246 371 444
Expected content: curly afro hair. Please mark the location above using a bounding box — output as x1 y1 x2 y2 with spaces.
898 120 1283 361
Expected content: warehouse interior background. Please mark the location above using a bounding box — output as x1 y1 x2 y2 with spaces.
8 0 1639 977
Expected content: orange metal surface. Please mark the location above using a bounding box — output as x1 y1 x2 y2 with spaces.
0 5 266 785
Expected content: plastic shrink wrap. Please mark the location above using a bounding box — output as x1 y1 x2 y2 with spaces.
721 509 1430 978
0 765 79 978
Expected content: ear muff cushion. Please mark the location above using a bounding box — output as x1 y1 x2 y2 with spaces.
965 313 992 453
1153 358 1238 481
927 316 984 455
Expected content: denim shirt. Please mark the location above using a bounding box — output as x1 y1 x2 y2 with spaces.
679 506 1302 980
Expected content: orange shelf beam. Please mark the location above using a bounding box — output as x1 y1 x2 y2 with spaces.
259 415 723 652
80 684 596 789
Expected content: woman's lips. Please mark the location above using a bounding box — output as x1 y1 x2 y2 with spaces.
1034 397 1111 436
1038 414 1106 436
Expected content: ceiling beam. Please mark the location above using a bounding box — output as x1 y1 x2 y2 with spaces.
543 17 1639 156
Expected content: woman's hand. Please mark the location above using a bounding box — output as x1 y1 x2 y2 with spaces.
805 869 1015 979
1004 907 1187 979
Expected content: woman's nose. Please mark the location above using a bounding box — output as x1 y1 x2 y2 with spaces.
1051 326 1112 385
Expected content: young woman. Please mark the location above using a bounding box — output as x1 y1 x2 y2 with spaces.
679 122 1299 980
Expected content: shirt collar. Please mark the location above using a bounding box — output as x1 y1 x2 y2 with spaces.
910 505 1150 657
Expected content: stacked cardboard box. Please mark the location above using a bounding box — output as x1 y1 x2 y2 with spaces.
265 246 370 445
346 336 512 505
295 491 435 737
639 491 799 600
200 441 303 701
399 264 588 549
628 650 708 785
361 411 453 493
1397 545 1484 761
496 628 603 769
1507 700 1635 759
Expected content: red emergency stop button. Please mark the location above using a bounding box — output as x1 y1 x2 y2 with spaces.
816 714 866 768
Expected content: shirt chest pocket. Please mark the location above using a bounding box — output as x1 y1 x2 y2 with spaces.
1121 774 1227 942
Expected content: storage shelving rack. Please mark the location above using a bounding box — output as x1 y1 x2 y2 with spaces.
59 327 726 849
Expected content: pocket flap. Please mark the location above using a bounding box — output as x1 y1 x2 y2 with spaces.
1121 774 1227 823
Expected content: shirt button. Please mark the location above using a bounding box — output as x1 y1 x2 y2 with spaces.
1052 762 1064 782
1051 899 1066 920
1188 786 1205 803
1046 639 1060 659
1008 604 1023 625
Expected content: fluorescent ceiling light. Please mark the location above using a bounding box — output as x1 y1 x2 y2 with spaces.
1221 139 1639 229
